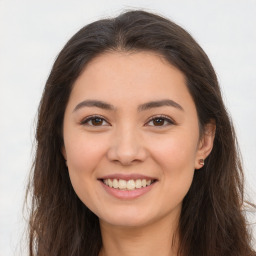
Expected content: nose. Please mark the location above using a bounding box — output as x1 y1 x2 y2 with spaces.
107 125 148 166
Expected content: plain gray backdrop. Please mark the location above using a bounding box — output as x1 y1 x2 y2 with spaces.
0 0 255 255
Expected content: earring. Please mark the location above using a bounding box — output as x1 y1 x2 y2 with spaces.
199 159 204 166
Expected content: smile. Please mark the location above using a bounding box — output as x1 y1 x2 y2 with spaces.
103 178 155 191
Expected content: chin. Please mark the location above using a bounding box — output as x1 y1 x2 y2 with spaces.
102 217 150 228
97 208 149 227
98 207 163 229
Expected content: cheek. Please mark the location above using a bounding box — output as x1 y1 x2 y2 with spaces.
65 132 106 173
64 133 107 201
64 137 107 215
151 131 198 170
149 131 198 199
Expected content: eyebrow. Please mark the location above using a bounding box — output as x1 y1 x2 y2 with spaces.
138 99 184 112
73 99 184 112
73 100 115 112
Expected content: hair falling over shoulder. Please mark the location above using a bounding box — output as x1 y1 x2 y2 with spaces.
25 10 256 256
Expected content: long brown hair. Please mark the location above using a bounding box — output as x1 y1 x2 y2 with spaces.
26 10 256 255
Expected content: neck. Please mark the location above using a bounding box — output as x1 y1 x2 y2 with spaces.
99 213 180 256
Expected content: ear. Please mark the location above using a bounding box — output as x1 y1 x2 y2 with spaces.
195 120 216 169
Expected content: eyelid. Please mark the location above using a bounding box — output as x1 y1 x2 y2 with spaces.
145 114 176 126
80 114 176 127
80 115 110 126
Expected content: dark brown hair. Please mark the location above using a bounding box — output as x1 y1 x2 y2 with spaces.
26 10 256 256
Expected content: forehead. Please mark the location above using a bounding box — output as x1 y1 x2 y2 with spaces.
67 51 195 111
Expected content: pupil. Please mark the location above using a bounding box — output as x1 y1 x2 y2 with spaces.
153 118 164 126
92 118 103 126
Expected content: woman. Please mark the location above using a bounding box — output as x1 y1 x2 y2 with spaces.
26 10 256 256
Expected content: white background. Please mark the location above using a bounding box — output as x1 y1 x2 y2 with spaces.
0 0 255 255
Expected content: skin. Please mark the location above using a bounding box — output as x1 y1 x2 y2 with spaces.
62 51 215 256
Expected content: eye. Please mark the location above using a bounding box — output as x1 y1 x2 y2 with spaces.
80 115 109 126
146 115 175 127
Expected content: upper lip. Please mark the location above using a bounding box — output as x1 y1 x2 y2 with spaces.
99 173 158 181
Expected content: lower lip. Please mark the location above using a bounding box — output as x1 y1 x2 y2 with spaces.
101 181 156 200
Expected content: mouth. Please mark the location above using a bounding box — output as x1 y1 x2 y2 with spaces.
98 174 158 199
100 178 157 191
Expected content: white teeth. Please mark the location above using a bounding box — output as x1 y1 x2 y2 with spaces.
135 179 142 188
108 179 113 188
103 178 154 190
127 180 135 190
118 179 127 189
141 179 146 187
113 179 118 189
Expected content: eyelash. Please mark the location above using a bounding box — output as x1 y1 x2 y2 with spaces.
80 115 175 127
80 115 109 126
146 115 175 127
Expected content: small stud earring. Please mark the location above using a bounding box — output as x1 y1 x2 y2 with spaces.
199 159 204 166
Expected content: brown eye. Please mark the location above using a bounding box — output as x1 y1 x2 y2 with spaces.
147 116 174 127
153 118 165 126
81 116 109 126
91 118 104 126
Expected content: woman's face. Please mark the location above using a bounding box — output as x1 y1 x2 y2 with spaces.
62 51 212 228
